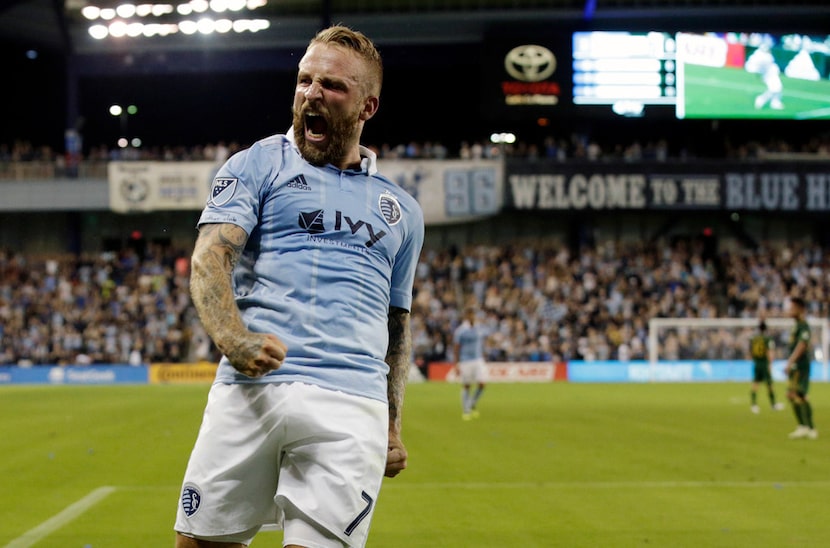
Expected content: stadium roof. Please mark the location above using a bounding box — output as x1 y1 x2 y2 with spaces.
2 0 829 57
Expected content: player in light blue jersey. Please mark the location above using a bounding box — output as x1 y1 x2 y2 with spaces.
175 25 424 548
453 306 490 420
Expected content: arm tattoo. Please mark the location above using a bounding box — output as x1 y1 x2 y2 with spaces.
386 307 412 434
189 223 249 354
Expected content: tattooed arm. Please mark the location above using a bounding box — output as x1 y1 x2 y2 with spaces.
385 306 411 478
190 223 286 377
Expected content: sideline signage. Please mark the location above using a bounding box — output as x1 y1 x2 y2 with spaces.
428 361 566 382
149 363 218 384
0 365 148 385
568 360 829 382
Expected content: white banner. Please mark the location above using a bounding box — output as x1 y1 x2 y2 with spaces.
378 159 503 225
108 159 503 224
108 161 217 212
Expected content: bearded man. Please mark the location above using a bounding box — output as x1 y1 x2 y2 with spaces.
174 25 424 548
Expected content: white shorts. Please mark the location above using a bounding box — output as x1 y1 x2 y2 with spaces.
458 358 487 385
174 382 388 547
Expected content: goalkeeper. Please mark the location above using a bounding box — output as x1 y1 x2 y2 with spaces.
749 321 784 414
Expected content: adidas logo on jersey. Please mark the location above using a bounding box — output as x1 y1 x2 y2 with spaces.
286 174 311 190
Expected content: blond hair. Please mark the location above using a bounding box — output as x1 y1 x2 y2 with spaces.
310 25 383 96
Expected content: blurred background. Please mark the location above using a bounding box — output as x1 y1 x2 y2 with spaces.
2 0 830 371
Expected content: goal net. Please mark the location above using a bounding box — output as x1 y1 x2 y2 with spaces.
647 317 830 373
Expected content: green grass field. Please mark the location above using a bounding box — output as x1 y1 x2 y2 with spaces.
1 381 829 547
680 63 830 120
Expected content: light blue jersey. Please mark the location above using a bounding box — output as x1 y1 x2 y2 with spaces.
454 321 488 362
198 131 424 403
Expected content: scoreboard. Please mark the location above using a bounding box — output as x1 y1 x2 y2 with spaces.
572 31 677 115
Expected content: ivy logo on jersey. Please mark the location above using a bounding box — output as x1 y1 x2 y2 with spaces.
299 209 326 234
378 192 402 226
180 483 202 517
299 209 388 248
210 177 237 206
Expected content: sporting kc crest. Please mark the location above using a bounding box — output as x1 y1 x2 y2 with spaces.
378 192 402 226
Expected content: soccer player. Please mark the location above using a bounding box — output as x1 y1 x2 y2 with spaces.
749 320 784 413
745 38 785 110
453 305 489 420
785 297 817 440
174 25 425 548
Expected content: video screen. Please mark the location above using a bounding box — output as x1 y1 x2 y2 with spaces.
676 31 830 119
572 31 677 117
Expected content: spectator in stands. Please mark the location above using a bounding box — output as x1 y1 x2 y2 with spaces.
3 234 830 373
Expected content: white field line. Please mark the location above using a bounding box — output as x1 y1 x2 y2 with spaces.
685 75 830 105
4 486 116 548
383 480 830 489
7 480 830 546
796 106 830 120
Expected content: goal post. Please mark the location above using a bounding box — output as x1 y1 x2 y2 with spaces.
648 317 830 372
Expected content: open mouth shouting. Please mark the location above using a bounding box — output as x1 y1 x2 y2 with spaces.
304 112 329 144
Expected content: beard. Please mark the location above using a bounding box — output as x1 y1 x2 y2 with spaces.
292 104 362 167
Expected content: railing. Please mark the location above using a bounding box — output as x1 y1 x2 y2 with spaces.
0 161 109 180
1 150 828 182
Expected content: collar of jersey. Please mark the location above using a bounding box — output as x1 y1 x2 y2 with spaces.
285 126 378 176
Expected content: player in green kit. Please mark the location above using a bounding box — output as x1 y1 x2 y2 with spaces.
749 321 784 414
785 297 818 439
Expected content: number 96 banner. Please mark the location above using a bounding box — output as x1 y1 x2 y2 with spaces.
378 159 504 225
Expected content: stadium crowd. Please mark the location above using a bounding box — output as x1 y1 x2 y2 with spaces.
1 236 827 368
2 128 829 181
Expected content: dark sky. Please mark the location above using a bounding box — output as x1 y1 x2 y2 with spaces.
2 41 67 149
3 37 826 157
3 40 490 152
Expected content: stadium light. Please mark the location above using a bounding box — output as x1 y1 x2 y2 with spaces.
190 0 210 13
79 0 271 40
110 104 138 146
116 4 137 18
490 132 516 144
81 6 101 19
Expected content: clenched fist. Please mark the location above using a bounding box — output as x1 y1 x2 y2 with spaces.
225 332 287 378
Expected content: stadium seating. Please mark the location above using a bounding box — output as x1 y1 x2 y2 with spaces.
2 237 827 367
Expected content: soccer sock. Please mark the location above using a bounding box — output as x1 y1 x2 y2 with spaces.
802 401 814 429
751 390 757 405
767 383 776 406
792 402 805 425
461 389 471 413
471 386 484 409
